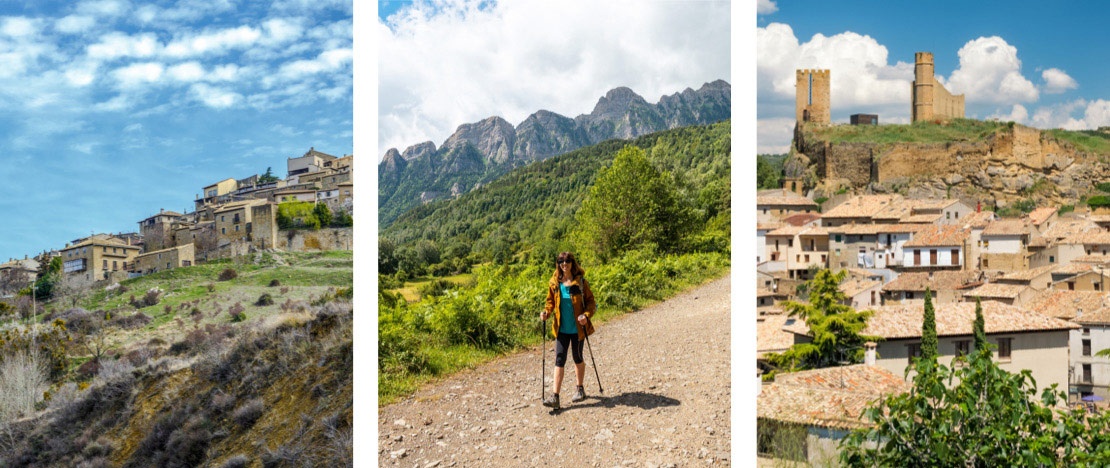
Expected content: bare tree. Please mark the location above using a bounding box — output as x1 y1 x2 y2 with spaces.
0 350 48 423
0 269 32 296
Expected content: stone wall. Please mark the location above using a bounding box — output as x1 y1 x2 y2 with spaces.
251 204 278 250
981 252 1027 271
825 143 874 186
912 52 964 122
876 142 988 183
277 227 353 252
795 69 830 124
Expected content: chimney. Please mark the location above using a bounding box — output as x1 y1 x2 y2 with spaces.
864 342 877 366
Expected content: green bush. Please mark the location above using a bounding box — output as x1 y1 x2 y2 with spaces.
217 269 237 281
1089 195 1110 208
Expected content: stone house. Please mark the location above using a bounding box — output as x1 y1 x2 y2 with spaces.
994 264 1057 291
132 244 195 275
840 277 882 309
0 257 39 295
337 181 353 206
756 190 819 224
880 270 983 305
785 302 1077 392
959 210 998 270
196 178 238 209
901 225 970 270
757 363 910 465
980 219 1037 271
820 194 902 228
1028 207 1059 234
756 223 777 265
138 209 187 252
59 236 141 288
1063 231 1110 257
962 282 1037 307
827 223 926 271
214 200 268 246
1050 270 1107 292
764 224 829 280
1026 290 1110 400
287 147 338 178
273 188 318 203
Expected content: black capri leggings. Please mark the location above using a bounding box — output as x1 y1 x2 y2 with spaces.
555 332 584 367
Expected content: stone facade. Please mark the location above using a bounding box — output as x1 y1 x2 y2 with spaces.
276 227 353 252
133 243 195 275
795 69 830 124
912 52 964 123
251 204 278 250
59 236 141 289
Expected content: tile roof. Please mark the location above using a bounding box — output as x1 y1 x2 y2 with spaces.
1064 231 1110 245
756 194 819 207
963 283 1031 299
822 195 902 219
756 222 781 231
1042 219 1099 240
1028 207 1058 226
767 225 828 237
758 365 910 430
902 213 943 224
1089 215 1110 223
781 213 822 226
841 279 882 298
997 264 1057 282
960 210 998 229
982 219 1032 236
757 314 796 356
1026 290 1108 320
904 225 970 247
62 237 139 251
1073 255 1110 265
850 302 1079 339
881 271 982 292
872 200 915 221
909 199 961 211
1053 262 1095 276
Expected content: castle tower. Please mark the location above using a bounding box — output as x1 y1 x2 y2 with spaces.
795 69 830 124
912 52 965 123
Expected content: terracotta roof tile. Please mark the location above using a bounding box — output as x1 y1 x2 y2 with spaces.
841 279 882 298
902 213 943 223
881 271 982 292
904 225 970 247
1073 255 1110 265
757 314 796 356
757 365 910 430
781 213 822 226
1042 219 1099 240
963 283 1031 299
1064 231 1110 245
960 211 998 229
855 302 1078 339
757 194 819 207
822 195 902 219
1029 207 1058 226
997 264 1057 282
1026 290 1108 320
982 219 1032 236
767 225 828 237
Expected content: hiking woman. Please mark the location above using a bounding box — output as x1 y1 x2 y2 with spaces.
540 252 596 409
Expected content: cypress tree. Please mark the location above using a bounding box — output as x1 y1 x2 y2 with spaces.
973 296 988 353
921 286 938 362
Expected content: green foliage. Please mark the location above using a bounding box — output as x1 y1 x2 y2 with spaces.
0 319 71 379
1088 195 1110 208
1098 182 1110 193
765 270 879 373
277 201 318 229
841 330 1110 466
973 296 987 351
1046 128 1110 155
997 198 1038 217
312 202 332 231
756 153 785 189
808 118 1009 145
921 287 937 362
575 146 692 260
31 256 63 300
1059 204 1075 215
258 167 279 184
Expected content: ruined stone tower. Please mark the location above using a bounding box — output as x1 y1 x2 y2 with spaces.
795 69 830 124
912 52 965 123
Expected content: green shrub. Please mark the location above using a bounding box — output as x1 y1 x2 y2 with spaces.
256 293 274 307
218 269 237 282
1089 195 1110 208
1059 205 1075 215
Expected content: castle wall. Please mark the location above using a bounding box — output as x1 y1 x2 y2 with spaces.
276 227 353 252
912 52 964 122
250 204 278 250
875 142 988 183
795 69 830 124
824 143 874 186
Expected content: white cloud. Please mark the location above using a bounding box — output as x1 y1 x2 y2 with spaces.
757 0 778 15
134 0 233 24
111 62 164 87
279 47 351 78
167 62 204 82
379 0 729 156
88 32 159 60
1041 68 1077 94
124 123 142 132
2 17 39 37
163 26 261 58
190 83 241 108
945 36 1038 104
262 18 303 44
988 104 1029 124
55 15 96 34
65 64 98 86
76 0 129 17
757 117 795 154
757 22 911 114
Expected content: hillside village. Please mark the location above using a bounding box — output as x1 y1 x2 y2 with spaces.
0 148 354 296
757 53 1110 463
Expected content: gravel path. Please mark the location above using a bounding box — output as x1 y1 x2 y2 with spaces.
379 274 731 467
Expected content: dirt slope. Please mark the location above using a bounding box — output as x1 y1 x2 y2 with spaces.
379 274 731 467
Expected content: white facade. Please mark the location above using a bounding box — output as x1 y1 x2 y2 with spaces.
983 235 1023 254
756 228 768 264
1070 326 1110 399
903 246 963 268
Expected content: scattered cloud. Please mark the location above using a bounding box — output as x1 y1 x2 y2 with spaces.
1041 68 1078 94
111 62 163 88
75 0 130 18
988 104 1029 123
757 0 778 15
190 83 241 108
945 36 1038 104
87 32 159 60
2 17 40 38
55 15 96 34
162 25 262 58
757 117 796 154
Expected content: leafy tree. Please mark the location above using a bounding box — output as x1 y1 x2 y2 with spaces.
575 146 692 260
379 238 398 275
765 269 879 373
841 311 1110 466
312 202 332 230
258 167 280 184
921 286 938 362
973 296 988 352
756 154 783 189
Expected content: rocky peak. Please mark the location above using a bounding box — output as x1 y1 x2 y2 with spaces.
442 116 517 164
381 148 404 171
585 86 648 121
401 141 437 161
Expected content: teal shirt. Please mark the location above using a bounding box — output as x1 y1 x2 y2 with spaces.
559 284 578 334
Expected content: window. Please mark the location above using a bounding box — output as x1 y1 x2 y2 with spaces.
951 249 959 264
235 225 240 232
804 254 810 263
103 246 107 253
762 208 768 214
1084 339 1092 357
930 249 938 265
1069 282 1076 291
102 260 107 269
947 212 951 220
1084 328 1092 335
221 228 226 234
835 234 842 242
1050 255 1055 263
955 212 959 219
870 290 877 305
907 292 915 299
983 258 989 268
907 343 922 362
997 338 1012 361
914 250 921 265
1084 364 1093 383
954 340 971 357
112 261 117 271
788 239 793 247
983 239 990 248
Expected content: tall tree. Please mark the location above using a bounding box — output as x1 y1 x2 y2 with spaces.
258 166 279 183
575 145 691 260
973 296 988 352
921 286 938 362
765 269 879 372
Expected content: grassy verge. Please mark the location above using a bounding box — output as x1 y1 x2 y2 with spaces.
392 273 475 303
378 250 730 405
806 118 1009 144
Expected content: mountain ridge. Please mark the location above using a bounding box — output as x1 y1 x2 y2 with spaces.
378 80 731 226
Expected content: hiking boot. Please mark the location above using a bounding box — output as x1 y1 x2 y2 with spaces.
542 393 560 409
572 386 586 403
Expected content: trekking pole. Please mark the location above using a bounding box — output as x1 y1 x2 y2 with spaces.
584 331 603 394
541 318 546 402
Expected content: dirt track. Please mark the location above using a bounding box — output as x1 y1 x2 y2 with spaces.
379 274 731 467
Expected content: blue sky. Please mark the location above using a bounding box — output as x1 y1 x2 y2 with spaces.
757 0 1110 153
377 0 730 158
0 0 352 263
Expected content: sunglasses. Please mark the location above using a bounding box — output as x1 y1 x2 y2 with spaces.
558 260 572 265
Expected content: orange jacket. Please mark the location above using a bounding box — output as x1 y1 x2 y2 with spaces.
545 271 597 340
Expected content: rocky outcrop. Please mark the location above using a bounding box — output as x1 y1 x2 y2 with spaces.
513 110 589 161
798 122 1110 210
401 141 437 161
442 116 516 165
